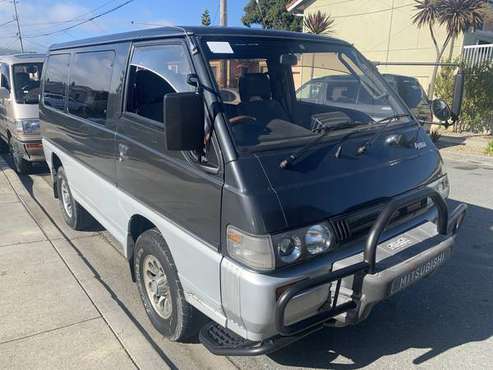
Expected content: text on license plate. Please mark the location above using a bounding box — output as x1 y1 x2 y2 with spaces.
390 250 449 294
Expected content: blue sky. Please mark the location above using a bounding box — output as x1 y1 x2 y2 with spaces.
0 0 249 52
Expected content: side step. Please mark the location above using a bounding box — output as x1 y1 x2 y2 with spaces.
198 321 323 356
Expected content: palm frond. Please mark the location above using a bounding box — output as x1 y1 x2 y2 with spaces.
304 10 335 34
438 0 487 36
412 0 441 28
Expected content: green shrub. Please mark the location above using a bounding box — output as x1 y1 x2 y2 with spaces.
486 140 493 156
434 61 493 134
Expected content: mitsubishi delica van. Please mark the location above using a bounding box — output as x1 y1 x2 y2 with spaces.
40 27 467 356
0 54 44 174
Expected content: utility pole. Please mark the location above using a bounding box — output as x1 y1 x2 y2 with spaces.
219 0 227 88
220 0 227 26
12 0 24 52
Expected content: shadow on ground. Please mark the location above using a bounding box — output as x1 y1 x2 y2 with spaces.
268 199 493 368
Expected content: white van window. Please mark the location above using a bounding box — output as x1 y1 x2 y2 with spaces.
0 64 10 92
68 51 115 124
125 44 193 123
44 54 70 111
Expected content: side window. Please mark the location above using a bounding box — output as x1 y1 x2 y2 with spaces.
125 44 193 123
43 54 70 111
1 63 10 91
68 51 114 124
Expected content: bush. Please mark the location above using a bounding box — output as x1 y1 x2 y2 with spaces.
434 61 493 134
486 140 493 156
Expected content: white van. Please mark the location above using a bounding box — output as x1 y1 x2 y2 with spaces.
0 53 44 174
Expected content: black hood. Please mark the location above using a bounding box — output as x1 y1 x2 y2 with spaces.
254 126 442 231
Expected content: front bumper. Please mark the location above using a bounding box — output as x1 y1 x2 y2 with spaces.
206 187 467 356
11 136 45 162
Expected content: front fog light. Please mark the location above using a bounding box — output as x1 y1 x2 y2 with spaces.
277 236 302 263
305 225 334 255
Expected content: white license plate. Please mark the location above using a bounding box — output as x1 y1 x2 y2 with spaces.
390 250 450 294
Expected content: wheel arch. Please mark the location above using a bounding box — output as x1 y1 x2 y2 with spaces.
127 214 157 282
51 152 62 199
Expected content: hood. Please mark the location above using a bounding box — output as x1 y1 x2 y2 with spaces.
255 126 442 230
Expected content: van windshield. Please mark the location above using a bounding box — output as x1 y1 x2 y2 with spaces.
13 63 43 104
201 37 408 151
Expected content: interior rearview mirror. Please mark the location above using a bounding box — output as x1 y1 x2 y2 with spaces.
451 70 464 120
164 92 204 151
431 98 452 123
280 54 298 66
0 87 10 99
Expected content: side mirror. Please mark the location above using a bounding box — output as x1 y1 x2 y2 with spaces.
164 92 204 151
451 70 464 120
0 87 10 99
432 98 452 123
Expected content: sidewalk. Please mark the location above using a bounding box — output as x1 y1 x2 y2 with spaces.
0 157 236 369
0 157 136 369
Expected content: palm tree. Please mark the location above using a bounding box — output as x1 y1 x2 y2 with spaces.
413 0 486 98
304 10 335 35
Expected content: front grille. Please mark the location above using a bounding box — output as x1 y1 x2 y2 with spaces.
332 198 429 243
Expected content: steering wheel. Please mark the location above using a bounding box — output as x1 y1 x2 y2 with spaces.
228 115 257 125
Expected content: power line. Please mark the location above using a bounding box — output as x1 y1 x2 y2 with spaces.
332 3 413 19
24 0 134 38
21 0 120 27
0 19 15 28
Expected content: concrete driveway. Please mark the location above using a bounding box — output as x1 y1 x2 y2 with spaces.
1 153 492 369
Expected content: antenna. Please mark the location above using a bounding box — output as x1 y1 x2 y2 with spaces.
12 0 24 52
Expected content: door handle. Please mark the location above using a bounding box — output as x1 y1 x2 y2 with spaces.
118 143 128 162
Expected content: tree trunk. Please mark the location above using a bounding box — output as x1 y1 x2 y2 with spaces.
428 55 441 99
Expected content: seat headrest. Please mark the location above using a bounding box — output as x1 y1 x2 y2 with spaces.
15 72 30 87
239 73 271 102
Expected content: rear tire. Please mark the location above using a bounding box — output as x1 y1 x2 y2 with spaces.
0 138 8 154
56 166 96 230
9 138 31 175
134 228 197 341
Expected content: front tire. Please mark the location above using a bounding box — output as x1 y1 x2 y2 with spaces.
134 228 197 341
56 166 95 230
9 138 31 174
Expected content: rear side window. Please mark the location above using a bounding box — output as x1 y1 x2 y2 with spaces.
43 54 70 111
1 63 10 91
68 51 115 124
125 44 193 123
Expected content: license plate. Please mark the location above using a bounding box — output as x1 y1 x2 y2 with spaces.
390 250 450 294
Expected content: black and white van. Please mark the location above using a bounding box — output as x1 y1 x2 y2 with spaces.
40 27 467 355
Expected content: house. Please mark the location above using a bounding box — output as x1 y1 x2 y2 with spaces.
287 0 493 91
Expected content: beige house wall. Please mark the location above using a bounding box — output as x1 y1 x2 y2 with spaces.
301 0 464 92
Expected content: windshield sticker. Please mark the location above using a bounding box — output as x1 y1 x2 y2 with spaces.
207 41 234 54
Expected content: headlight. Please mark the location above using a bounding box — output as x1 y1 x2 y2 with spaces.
428 174 450 199
305 225 335 255
226 226 275 271
227 222 338 271
15 119 40 134
277 236 302 263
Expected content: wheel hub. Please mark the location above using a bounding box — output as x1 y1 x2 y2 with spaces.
143 255 172 319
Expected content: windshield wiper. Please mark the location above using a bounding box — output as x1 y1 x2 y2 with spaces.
335 113 412 159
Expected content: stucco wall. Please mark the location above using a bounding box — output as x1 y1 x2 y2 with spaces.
302 0 464 93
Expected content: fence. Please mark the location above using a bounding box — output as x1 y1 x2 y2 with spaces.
462 44 493 67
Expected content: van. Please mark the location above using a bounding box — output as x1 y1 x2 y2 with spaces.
40 27 467 356
0 54 44 174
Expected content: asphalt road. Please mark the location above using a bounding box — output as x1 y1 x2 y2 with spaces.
18 156 493 369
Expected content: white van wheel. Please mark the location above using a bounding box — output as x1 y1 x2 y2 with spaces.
9 139 31 174
134 228 197 341
56 166 96 230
